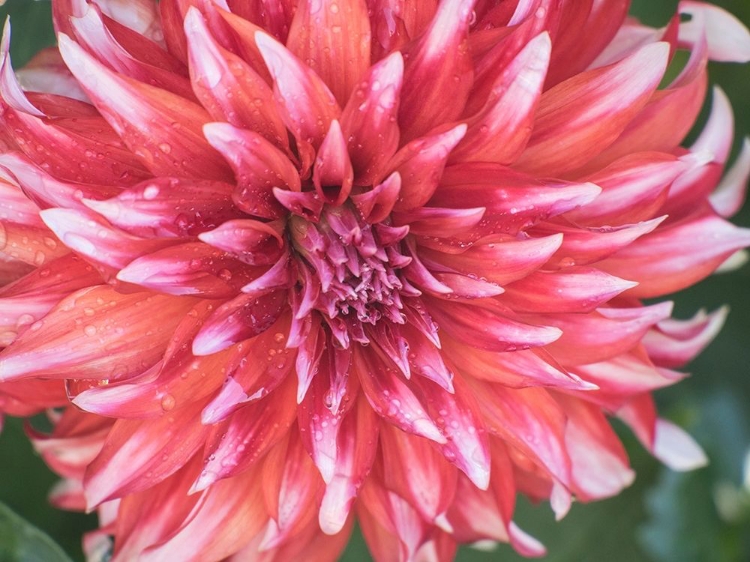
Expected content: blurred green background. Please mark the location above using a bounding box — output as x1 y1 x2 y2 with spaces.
0 0 748 560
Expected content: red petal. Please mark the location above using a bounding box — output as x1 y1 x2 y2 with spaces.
0 286 194 381
255 31 341 148
192 374 297 491
388 123 467 212
203 122 296 219
515 42 669 176
313 120 353 205
354 346 446 444
340 52 403 185
83 398 210 507
379 423 458 523
286 0 371 105
184 8 288 149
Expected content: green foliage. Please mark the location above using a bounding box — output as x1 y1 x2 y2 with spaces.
0 501 73 562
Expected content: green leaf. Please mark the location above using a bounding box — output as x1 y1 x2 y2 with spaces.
0 501 74 562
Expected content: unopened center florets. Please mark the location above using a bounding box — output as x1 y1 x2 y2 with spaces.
288 204 412 331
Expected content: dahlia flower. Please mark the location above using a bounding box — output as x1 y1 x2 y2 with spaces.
1 0 749 559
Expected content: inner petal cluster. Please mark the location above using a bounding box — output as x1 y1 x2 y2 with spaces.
289 203 412 345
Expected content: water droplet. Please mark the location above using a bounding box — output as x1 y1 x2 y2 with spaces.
161 394 176 411
84 325 97 336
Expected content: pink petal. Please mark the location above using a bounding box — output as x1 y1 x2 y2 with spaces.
351 172 402 224
451 32 550 165
83 177 241 238
140 464 267 562
58 34 232 181
469 381 571 487
500 268 636 314
433 164 601 235
0 254 103 346
192 290 286 355
198 218 285 266
565 152 686 226
643 306 728 368
599 211 750 298
40 207 177 275
0 152 120 210
340 52 403 185
116 242 260 298
443 337 596 391
70 5 195 100
539 302 674 366
425 296 562 353
201 315 294 423
184 8 288 149
319 394 380 534
397 0 475 142
418 233 562 286
556 394 635 501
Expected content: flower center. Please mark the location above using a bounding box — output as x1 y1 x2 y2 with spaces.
288 204 412 345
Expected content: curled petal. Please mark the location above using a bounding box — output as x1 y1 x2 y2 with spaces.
192 290 286 355
679 0 750 62
203 122 296 219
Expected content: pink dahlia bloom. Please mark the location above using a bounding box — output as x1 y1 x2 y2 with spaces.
1 0 750 559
